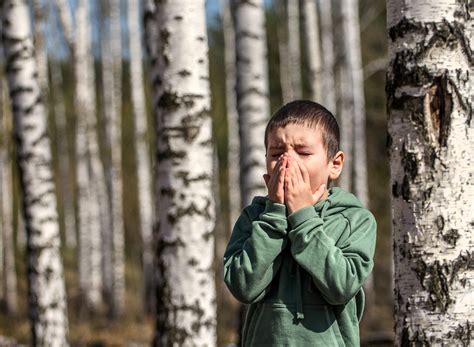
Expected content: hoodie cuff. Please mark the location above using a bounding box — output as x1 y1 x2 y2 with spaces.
288 206 319 229
263 199 287 218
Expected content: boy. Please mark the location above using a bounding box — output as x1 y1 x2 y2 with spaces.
223 100 376 346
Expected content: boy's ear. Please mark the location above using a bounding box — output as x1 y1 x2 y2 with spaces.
329 151 344 181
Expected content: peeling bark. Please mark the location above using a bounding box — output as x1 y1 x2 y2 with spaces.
1 0 69 344
387 1 473 344
146 2 217 345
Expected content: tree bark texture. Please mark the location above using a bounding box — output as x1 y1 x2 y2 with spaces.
0 98 18 315
1 0 69 344
128 0 155 314
317 0 336 113
287 0 302 99
301 0 323 102
148 2 217 345
387 1 473 345
74 0 104 311
231 0 270 207
101 0 125 318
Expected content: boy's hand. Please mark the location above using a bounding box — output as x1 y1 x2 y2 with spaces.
285 155 326 214
263 155 287 204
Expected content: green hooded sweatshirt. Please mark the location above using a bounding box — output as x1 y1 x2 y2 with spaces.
223 187 376 346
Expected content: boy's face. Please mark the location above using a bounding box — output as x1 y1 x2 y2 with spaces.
265 123 343 194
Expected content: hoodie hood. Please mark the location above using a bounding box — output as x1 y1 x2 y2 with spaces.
314 187 364 218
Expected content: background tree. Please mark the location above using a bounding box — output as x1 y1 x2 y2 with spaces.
146 1 217 345
387 1 473 344
0 0 69 344
127 0 154 314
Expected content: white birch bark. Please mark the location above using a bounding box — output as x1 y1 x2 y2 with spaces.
127 0 155 314
287 0 302 99
50 14 76 248
220 0 241 230
0 99 18 315
0 77 4 302
74 0 104 311
231 0 270 207
32 0 49 94
101 0 125 317
1 0 69 344
301 0 323 102
147 2 217 345
387 1 473 344
276 0 293 103
317 0 336 112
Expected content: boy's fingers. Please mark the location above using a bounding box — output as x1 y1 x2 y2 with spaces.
263 174 270 188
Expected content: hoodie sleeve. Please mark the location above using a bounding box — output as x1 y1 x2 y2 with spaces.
223 199 288 304
287 206 376 305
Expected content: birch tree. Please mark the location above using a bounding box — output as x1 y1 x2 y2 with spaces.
127 0 155 313
101 0 125 318
50 3 76 248
0 90 18 315
231 0 270 206
0 0 69 344
317 0 336 112
75 0 105 312
286 0 302 100
146 2 217 345
301 0 323 102
387 1 473 344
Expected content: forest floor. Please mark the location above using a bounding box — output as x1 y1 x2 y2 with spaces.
0 248 154 346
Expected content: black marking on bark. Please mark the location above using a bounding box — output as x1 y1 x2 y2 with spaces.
415 259 453 313
157 147 186 161
236 87 267 100
386 133 392 149
428 75 452 147
167 202 212 225
174 15 183 21
158 91 180 109
162 125 200 143
235 30 259 41
177 69 191 77
175 171 211 187
392 181 400 198
188 258 198 266
10 86 34 96
196 36 205 42
442 229 460 247
197 58 204 64
160 187 175 198
447 321 471 347
449 251 473 286
435 215 445 232
401 175 411 201
401 144 418 179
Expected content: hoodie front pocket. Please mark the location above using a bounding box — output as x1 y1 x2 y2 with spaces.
247 303 345 346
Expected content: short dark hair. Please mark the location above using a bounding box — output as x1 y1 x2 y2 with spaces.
264 100 340 160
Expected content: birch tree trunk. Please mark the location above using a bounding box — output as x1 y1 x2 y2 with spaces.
50 16 77 248
147 2 217 345
32 0 49 94
101 0 125 318
231 0 270 207
317 0 336 112
0 95 18 315
287 0 302 99
127 0 155 314
75 0 104 312
0 0 69 344
301 0 323 102
387 1 473 344
333 0 354 192
276 1 293 103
